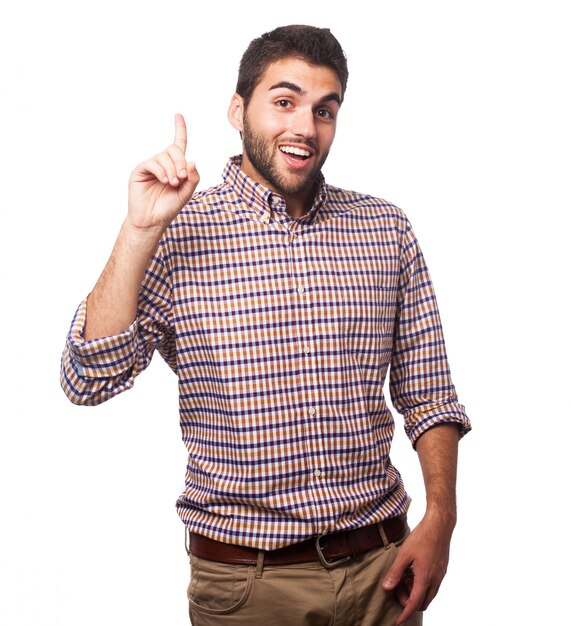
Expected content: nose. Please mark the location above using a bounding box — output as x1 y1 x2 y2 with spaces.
290 106 317 140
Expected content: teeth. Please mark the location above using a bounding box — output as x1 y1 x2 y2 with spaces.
280 146 311 157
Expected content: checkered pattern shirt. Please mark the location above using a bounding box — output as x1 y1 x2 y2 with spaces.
61 156 470 550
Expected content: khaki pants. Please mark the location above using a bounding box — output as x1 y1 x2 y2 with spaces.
187 534 422 626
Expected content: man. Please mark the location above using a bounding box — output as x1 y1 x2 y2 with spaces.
61 25 470 625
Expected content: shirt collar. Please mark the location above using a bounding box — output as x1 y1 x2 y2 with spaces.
222 155 328 225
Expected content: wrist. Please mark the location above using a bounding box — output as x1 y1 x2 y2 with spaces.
121 218 165 252
424 503 457 534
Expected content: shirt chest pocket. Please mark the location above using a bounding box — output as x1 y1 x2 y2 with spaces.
343 284 396 367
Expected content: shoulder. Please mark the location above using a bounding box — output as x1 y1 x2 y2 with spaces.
184 181 237 215
323 183 411 231
168 181 238 229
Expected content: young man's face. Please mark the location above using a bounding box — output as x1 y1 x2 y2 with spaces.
229 57 342 207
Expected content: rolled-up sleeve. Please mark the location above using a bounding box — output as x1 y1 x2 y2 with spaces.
389 220 471 447
60 246 175 406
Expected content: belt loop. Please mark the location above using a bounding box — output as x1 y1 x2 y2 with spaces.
255 551 265 579
377 521 390 549
185 527 192 559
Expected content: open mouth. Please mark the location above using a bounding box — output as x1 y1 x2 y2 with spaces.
279 145 312 161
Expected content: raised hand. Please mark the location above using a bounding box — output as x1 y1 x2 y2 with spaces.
127 113 199 234
83 114 200 340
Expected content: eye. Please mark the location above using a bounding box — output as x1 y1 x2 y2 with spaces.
276 99 292 109
316 107 334 120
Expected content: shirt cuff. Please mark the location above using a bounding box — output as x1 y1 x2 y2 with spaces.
66 299 138 379
404 399 471 448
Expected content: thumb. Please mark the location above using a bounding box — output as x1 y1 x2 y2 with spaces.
178 160 200 200
383 551 410 590
189 160 199 171
184 160 199 185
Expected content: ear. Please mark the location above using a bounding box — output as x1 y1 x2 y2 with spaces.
227 93 245 132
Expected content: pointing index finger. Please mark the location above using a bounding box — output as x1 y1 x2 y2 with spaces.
174 113 187 154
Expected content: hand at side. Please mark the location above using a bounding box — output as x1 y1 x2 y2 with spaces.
382 424 460 624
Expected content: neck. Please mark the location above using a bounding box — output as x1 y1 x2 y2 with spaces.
238 154 319 221
284 185 317 219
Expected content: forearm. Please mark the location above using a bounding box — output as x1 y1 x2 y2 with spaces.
84 221 163 340
415 423 460 528
83 114 198 341
383 423 461 623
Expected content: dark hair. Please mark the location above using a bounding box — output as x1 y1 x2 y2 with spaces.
236 25 348 108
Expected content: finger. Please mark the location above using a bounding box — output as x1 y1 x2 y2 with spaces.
172 161 200 207
184 160 199 184
134 159 169 185
420 583 440 611
173 113 187 154
154 151 180 186
396 579 428 625
394 585 409 609
165 144 189 179
393 573 414 608
382 553 410 591
177 161 200 190
397 598 423 625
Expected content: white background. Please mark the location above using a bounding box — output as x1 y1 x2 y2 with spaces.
1 1 569 624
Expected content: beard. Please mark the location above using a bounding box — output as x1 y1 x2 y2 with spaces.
242 114 329 197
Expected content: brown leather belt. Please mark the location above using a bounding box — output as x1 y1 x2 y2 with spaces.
187 516 406 569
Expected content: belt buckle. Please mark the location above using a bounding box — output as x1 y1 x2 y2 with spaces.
314 533 353 569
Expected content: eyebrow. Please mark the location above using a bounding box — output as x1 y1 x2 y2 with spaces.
269 81 342 106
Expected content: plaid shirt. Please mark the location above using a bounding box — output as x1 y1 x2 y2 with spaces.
61 156 470 550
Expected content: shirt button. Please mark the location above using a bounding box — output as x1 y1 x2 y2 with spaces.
308 408 316 416
314 469 322 478
304 346 311 355
297 286 305 294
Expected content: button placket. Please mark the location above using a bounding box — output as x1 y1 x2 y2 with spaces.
302 236 324 492
289 233 322 510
